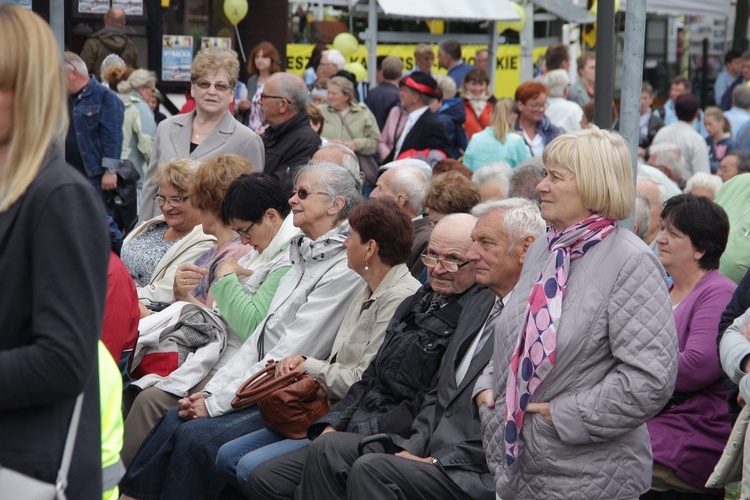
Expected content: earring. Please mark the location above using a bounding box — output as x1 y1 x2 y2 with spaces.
365 260 369 271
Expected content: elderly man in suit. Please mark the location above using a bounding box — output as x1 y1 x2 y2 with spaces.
284 198 545 500
382 72 450 164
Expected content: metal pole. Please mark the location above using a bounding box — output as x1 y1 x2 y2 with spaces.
618 0 647 231
593 0 615 129
367 0 378 89
519 1 534 83
488 21 499 93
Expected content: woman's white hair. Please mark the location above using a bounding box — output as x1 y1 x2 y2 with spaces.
684 172 723 199
472 197 546 252
118 68 156 94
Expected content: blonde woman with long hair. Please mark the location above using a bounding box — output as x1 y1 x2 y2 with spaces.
0 5 110 499
462 98 531 171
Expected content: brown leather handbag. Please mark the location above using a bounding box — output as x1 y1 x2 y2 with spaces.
231 360 329 439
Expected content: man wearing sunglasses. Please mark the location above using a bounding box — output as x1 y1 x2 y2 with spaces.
259 73 321 197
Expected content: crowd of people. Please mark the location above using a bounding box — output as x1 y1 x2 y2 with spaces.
7 4 750 500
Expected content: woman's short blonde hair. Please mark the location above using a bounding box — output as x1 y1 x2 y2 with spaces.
157 158 200 195
190 154 256 213
191 48 239 88
542 127 634 220
0 5 68 211
327 76 356 105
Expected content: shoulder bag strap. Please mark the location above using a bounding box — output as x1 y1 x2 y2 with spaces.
55 393 84 500
739 126 750 150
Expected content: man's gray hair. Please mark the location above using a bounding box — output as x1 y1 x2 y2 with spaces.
316 143 363 192
637 176 669 207
544 69 570 98
295 162 363 221
634 193 651 241
472 162 512 199
472 198 546 251
434 74 457 100
733 84 750 110
648 142 684 180
276 73 308 113
64 51 88 76
323 49 346 70
509 158 545 203
390 164 430 216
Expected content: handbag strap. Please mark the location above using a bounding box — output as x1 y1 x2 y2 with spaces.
232 362 307 408
55 393 84 500
338 111 355 141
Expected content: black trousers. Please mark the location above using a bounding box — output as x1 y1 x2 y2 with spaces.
247 432 469 500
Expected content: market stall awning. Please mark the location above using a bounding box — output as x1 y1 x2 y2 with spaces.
372 0 522 21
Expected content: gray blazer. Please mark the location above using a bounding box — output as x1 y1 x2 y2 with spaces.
393 287 497 500
138 110 264 223
474 227 678 499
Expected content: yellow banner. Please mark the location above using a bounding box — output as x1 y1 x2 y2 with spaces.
286 43 547 98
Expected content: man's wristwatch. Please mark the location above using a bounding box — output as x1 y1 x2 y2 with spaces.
107 167 117 175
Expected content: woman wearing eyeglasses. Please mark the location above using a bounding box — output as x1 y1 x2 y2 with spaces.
513 81 561 157
120 169 299 467
138 47 265 223
121 158 214 308
120 162 364 500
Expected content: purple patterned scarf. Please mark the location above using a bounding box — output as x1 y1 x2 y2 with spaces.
504 214 617 466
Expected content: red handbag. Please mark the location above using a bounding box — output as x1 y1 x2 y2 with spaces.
231 360 328 439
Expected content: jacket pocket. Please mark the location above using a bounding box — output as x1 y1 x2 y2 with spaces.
77 105 101 130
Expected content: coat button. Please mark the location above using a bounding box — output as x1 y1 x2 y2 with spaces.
444 410 453 418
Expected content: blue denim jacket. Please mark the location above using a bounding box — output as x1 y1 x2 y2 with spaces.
71 76 124 177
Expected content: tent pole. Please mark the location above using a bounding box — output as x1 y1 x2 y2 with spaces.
519 1 534 83
367 0 378 89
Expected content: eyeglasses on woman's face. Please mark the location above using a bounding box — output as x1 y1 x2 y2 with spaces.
525 100 549 110
154 194 189 208
420 252 470 273
291 188 329 200
232 221 256 239
193 79 232 92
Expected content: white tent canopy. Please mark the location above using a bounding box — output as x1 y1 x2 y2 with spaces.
360 0 521 21
623 0 731 18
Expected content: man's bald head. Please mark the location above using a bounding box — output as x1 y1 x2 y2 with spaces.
426 213 478 298
105 8 126 28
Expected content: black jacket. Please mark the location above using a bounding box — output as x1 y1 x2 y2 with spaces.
383 109 451 164
0 147 109 499
365 82 400 131
309 283 485 439
262 111 322 196
392 288 497 500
